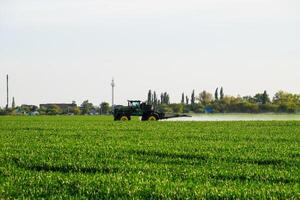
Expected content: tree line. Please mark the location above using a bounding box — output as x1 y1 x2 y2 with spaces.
0 88 299 115
146 88 300 113
0 101 111 116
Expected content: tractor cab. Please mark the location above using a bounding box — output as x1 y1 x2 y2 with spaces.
127 100 143 116
127 100 152 116
128 100 141 108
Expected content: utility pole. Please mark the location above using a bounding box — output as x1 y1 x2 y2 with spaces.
6 75 9 109
111 78 115 110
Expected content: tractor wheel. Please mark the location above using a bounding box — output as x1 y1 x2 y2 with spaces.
141 116 147 121
147 114 158 121
114 115 120 121
120 115 130 121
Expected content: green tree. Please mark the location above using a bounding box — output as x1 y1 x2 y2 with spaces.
262 90 270 104
185 96 189 105
80 100 94 115
169 104 184 113
70 107 81 115
198 90 213 105
157 104 172 113
46 105 62 115
220 87 224 100
153 91 158 108
183 104 191 113
243 96 256 103
20 104 38 113
181 93 185 104
147 90 152 105
100 102 110 114
193 104 205 113
254 91 270 105
273 91 294 104
191 90 195 105
259 103 278 113
214 88 219 101
165 93 170 104
160 92 170 104
294 95 300 112
38 107 47 115
273 91 297 113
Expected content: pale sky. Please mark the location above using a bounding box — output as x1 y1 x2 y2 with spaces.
0 0 299 106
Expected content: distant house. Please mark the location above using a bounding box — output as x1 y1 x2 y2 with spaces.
40 103 77 113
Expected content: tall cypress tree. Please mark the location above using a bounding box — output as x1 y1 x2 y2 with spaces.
185 96 189 105
215 88 219 101
160 93 164 104
181 93 185 104
147 90 152 104
153 91 158 107
166 94 170 104
220 87 224 100
262 90 270 104
191 90 195 105
163 92 169 104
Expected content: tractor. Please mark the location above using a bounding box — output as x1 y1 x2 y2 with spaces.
113 100 190 121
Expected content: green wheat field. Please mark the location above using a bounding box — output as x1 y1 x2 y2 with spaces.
0 116 299 199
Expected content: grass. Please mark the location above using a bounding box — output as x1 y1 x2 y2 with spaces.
0 116 299 199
